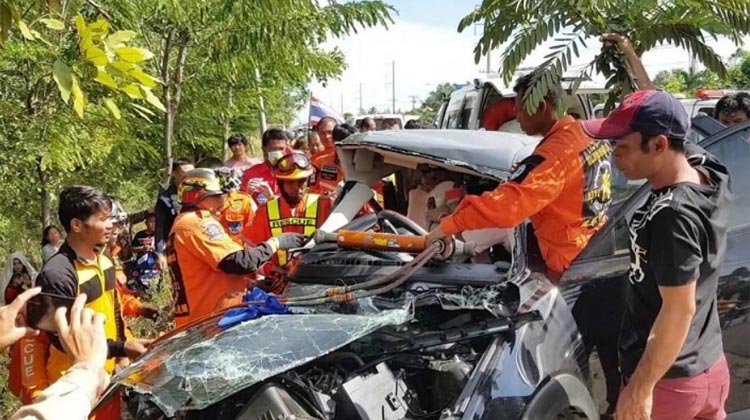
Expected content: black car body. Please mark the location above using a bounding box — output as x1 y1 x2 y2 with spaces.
98 125 749 420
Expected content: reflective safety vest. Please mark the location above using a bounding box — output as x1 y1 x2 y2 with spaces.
267 194 320 266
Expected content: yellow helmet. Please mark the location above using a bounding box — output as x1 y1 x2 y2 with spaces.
178 168 225 207
273 149 314 181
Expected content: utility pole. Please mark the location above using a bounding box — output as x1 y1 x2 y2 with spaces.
409 95 419 111
392 60 396 114
359 83 363 114
340 93 344 115
473 4 491 74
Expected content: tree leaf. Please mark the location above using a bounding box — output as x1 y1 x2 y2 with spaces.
109 60 136 73
52 60 73 103
130 105 153 122
128 67 160 87
115 47 154 63
120 83 144 99
85 47 108 66
107 30 137 44
104 98 121 119
141 86 166 112
39 18 65 30
94 69 118 89
130 102 156 116
88 19 109 38
74 14 87 36
71 75 85 118
17 20 35 40
79 31 93 51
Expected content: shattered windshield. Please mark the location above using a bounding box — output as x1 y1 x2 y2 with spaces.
111 288 412 416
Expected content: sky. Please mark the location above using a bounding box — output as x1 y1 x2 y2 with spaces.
295 0 747 124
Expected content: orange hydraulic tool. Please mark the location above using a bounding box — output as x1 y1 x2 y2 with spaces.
313 230 475 260
315 230 427 253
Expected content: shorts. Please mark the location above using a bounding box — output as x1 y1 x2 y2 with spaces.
650 355 730 420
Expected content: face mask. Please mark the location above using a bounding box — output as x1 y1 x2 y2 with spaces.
267 150 284 164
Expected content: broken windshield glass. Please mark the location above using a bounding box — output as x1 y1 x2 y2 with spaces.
111 292 412 417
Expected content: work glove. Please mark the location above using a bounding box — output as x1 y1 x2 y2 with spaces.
266 232 306 252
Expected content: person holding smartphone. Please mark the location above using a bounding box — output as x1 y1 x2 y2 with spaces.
26 186 147 417
1 288 111 420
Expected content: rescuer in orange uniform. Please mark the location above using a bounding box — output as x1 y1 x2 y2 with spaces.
167 168 305 328
427 72 613 280
246 150 333 284
309 117 344 197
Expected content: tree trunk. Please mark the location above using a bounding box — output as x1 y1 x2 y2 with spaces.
223 85 234 160
168 32 189 163
37 161 51 227
160 29 175 187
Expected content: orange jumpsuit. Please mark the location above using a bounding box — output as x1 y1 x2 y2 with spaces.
310 151 342 197
440 116 612 278
218 191 255 245
246 193 333 268
167 210 257 329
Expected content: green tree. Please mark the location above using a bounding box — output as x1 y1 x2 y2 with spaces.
422 83 455 111
653 68 722 94
106 0 393 181
413 82 456 123
728 48 750 88
0 2 161 226
459 0 750 113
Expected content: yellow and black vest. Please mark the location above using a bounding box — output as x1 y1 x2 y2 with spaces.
40 244 123 383
267 194 320 266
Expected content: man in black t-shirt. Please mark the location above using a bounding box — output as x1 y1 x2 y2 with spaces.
131 213 156 259
583 90 731 420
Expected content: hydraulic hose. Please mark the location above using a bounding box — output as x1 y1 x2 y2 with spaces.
285 242 440 306
283 239 439 304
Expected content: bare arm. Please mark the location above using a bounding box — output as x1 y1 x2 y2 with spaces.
601 33 656 91
630 283 696 389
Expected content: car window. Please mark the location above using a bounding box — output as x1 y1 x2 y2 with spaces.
445 102 462 129
701 124 750 229
459 92 476 129
697 107 714 116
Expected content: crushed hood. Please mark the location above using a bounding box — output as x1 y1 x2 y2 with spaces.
110 292 411 416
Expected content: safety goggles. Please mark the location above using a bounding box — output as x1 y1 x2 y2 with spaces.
274 153 311 175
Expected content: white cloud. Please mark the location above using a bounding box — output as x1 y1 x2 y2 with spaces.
299 20 484 122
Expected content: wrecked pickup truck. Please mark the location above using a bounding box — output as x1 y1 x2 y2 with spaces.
95 126 750 420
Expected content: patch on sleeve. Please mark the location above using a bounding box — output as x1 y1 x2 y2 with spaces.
509 155 545 183
202 221 227 241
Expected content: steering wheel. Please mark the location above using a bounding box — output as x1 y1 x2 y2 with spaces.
376 210 427 236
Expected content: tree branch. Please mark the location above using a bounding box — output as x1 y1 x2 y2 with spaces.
83 0 112 20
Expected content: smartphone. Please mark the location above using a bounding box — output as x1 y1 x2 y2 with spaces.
26 292 76 332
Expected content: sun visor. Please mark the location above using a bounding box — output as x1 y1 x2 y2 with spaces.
353 149 375 173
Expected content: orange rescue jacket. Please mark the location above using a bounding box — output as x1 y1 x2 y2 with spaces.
440 116 612 277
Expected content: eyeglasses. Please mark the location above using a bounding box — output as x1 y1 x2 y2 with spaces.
274 153 311 175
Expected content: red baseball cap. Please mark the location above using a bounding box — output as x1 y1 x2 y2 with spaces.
581 90 690 140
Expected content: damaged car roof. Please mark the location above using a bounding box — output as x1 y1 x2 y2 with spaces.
337 129 539 179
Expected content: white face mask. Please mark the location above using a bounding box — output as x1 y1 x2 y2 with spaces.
267 150 285 164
